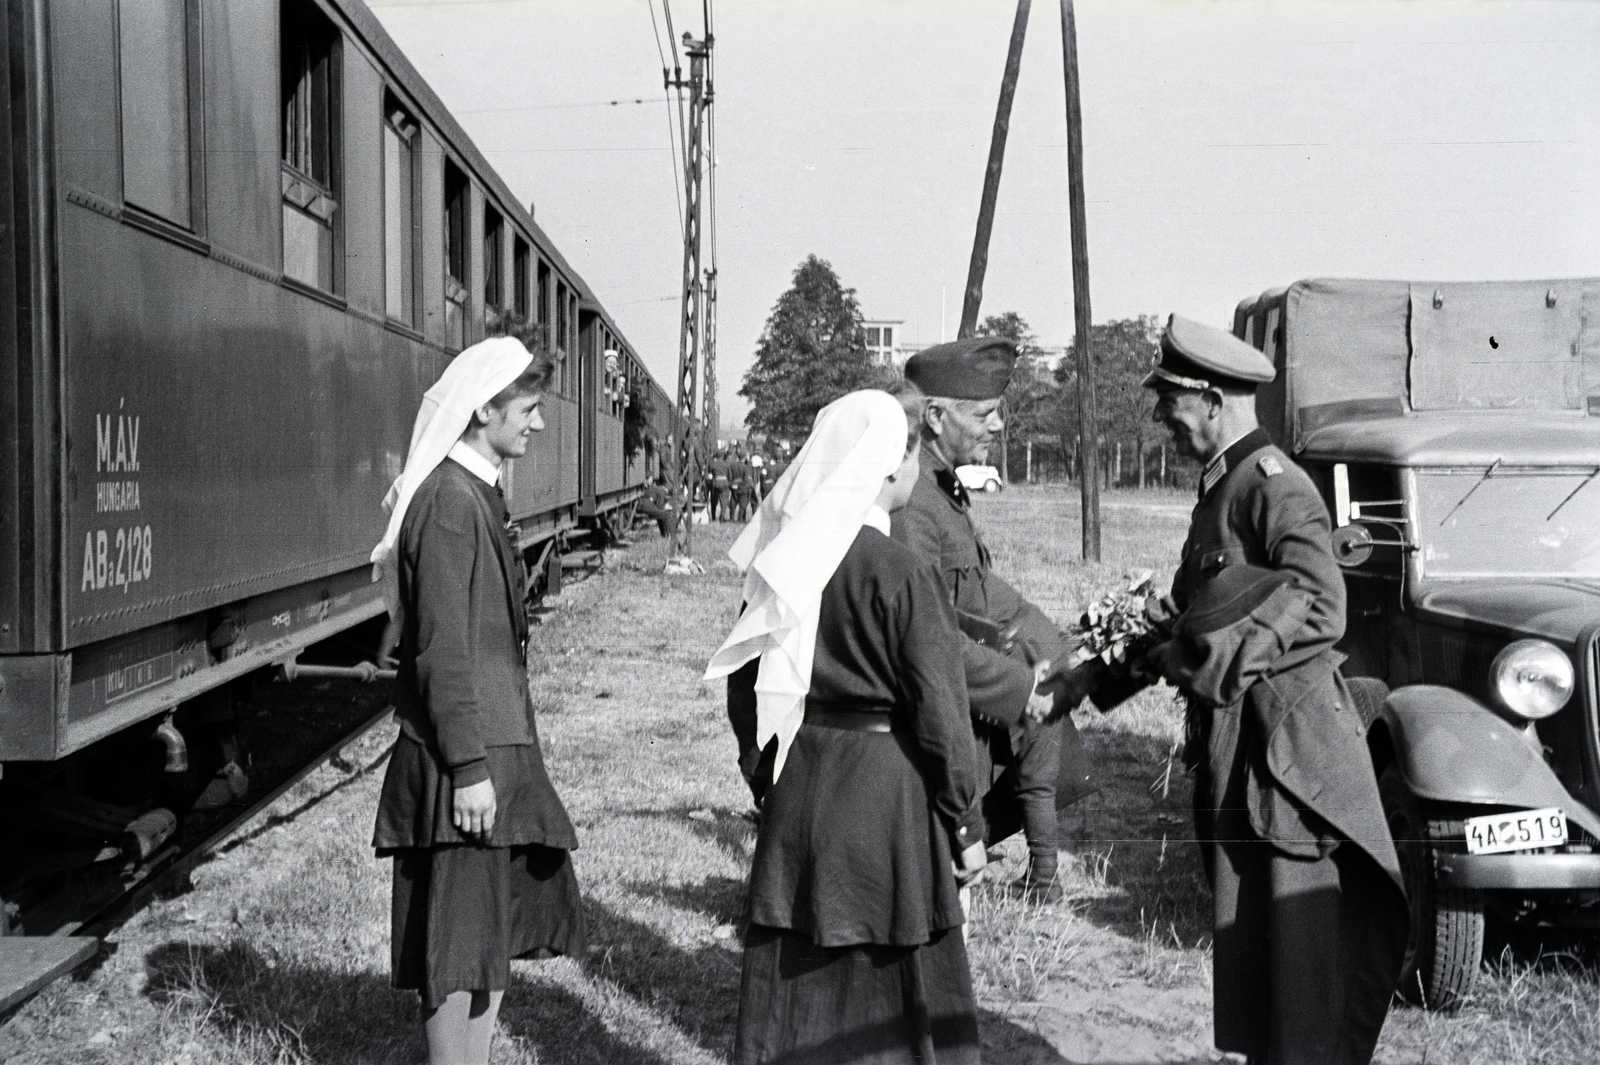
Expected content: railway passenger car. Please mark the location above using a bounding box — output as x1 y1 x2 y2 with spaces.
0 0 671 942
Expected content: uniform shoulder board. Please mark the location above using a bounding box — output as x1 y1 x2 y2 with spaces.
1257 454 1284 477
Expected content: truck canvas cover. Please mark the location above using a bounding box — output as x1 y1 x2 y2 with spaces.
1246 278 1600 452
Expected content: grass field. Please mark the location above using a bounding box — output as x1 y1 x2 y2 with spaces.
3 483 1598 1064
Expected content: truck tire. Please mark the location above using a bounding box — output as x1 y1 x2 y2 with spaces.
1378 762 1484 1011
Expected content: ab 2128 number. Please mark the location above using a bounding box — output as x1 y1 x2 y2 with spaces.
80 524 153 592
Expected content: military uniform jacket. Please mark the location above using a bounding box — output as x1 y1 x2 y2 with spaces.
1169 430 1400 884
375 458 577 851
892 445 1058 733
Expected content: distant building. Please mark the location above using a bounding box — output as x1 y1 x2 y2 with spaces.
862 320 904 367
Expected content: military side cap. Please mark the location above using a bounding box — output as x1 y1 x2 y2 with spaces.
1143 314 1275 392
903 336 1017 400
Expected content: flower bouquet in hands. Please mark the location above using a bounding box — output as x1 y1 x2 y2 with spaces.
1072 569 1164 670
1053 570 1176 712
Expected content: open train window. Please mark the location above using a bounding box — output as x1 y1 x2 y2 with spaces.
443 161 468 349
555 280 571 396
281 0 340 291
483 206 504 320
382 95 418 325
513 238 530 320
119 0 198 228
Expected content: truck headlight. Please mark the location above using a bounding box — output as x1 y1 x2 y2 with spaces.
1490 639 1574 720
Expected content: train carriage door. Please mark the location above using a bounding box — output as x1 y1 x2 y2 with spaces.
577 307 600 507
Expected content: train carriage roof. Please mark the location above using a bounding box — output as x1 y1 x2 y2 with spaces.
1240 277 1600 453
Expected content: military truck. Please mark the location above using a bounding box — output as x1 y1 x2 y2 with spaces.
1233 278 1600 1010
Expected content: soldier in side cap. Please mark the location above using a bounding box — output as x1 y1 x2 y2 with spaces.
1094 315 1407 1065
893 337 1095 904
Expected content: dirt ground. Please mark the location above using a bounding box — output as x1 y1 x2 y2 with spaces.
3 484 1597 1064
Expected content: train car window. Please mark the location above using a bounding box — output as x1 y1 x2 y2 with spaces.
483 206 504 320
556 281 571 396
568 293 579 360
382 97 419 324
513 238 530 320
119 0 195 227
443 161 468 348
281 0 340 290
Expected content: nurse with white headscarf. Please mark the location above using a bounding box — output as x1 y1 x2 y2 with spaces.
371 336 586 1065
707 389 988 1065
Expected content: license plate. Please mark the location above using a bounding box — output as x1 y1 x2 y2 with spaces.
1464 807 1567 855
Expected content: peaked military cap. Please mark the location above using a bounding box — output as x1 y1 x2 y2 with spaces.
1142 314 1275 392
903 336 1016 400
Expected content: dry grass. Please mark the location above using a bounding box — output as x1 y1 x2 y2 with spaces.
3 483 1597 1063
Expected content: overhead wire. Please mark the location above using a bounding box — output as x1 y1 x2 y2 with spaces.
705 0 717 278
457 96 670 116
663 0 692 175
647 0 686 239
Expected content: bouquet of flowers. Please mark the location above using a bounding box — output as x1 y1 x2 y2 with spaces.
1071 569 1165 670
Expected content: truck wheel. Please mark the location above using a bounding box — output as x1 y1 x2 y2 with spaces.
983 480 1001 493
1378 763 1484 1011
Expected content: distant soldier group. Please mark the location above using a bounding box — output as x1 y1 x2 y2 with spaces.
707 445 783 523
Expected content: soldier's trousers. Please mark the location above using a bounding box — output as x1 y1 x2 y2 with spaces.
733 490 756 522
713 487 732 521
983 714 1095 859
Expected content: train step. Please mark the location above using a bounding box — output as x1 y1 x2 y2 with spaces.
559 549 604 571
0 936 99 1014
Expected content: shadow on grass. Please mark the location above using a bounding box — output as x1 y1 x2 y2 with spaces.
615 805 757 867
142 937 673 1065
579 894 1080 1063
1068 727 1213 950
626 874 749 927
578 894 743 1053
144 940 422 1064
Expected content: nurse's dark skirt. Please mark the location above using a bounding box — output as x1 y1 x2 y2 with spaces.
735 924 980 1065
388 842 585 1009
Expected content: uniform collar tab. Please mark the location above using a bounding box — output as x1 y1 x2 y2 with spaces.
1199 428 1271 500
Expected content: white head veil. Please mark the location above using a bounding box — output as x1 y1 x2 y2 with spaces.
371 335 533 571
704 390 908 781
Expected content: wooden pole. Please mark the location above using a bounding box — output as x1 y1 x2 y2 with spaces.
959 0 1031 339
1061 0 1099 560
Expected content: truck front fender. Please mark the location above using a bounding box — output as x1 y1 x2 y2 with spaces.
1384 684 1600 841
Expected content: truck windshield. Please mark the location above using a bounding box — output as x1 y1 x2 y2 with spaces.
1417 467 1600 578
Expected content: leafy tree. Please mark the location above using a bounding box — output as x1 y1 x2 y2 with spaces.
740 256 888 441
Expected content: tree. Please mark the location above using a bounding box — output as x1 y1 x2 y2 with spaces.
740 256 889 441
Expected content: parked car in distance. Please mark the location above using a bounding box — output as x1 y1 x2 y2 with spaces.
956 465 1004 494
1236 277 1600 1012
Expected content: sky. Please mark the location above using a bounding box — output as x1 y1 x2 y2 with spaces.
368 0 1600 432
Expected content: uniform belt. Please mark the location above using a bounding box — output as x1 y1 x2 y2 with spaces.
803 703 895 733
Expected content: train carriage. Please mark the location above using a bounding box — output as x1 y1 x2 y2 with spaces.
0 0 672 947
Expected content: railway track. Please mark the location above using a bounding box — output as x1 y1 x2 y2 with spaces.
0 678 399 1017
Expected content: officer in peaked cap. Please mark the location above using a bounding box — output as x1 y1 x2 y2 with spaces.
1090 313 1408 1064
893 336 1095 904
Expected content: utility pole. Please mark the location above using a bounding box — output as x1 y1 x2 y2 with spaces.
1060 0 1100 561
959 0 1031 338
668 31 712 555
